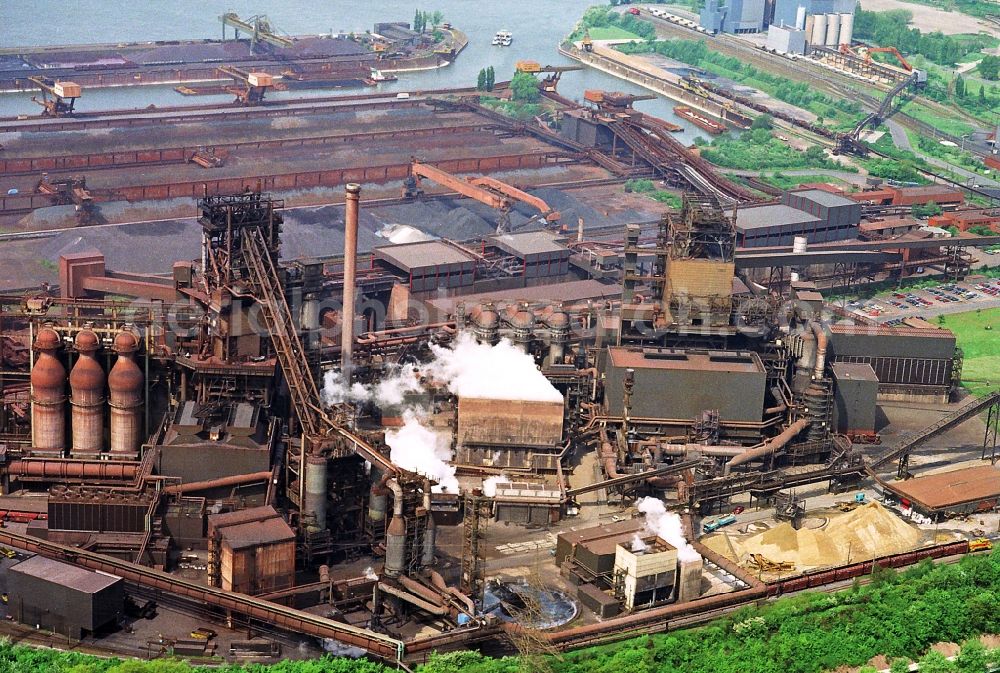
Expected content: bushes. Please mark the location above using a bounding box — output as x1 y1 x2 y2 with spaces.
571 7 656 41
699 128 843 171
854 9 997 66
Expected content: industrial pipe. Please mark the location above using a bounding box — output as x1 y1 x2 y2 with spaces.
342 183 361 372
7 458 139 481
368 471 389 523
810 321 827 379
599 429 622 479
162 470 272 494
384 478 406 578
724 418 810 474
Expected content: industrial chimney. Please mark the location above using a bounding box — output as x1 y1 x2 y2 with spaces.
69 330 104 455
30 327 66 453
342 183 361 372
108 331 143 457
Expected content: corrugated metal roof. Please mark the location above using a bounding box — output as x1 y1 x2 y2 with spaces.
490 231 569 257
608 347 765 373
11 555 121 594
830 324 955 339
425 279 621 313
733 204 819 231
792 188 857 208
221 518 295 550
831 362 878 381
374 240 475 273
861 218 920 231
885 465 1000 510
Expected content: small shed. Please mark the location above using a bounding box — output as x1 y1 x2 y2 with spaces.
208 506 295 595
9 555 124 639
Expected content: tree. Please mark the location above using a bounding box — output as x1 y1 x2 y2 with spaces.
751 114 774 131
889 659 910 673
956 639 988 673
477 68 487 91
918 650 957 673
486 65 495 91
431 10 444 27
413 8 422 32
913 200 942 218
980 84 987 103
980 55 1000 81
511 71 540 102
955 75 966 98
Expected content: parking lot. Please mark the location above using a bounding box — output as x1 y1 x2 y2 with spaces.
840 277 1000 324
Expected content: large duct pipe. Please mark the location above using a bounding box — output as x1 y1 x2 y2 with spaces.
69 330 104 455
421 483 436 567
342 183 361 372
108 332 143 457
384 478 406 578
163 470 272 495
304 455 328 531
8 458 139 481
599 429 622 479
30 328 66 452
724 418 810 474
301 293 320 331
810 321 827 379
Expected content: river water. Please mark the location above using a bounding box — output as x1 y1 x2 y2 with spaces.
1 0 707 141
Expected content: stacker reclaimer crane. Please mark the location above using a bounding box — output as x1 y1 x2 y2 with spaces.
402 159 561 234
218 65 273 106
27 76 81 117
515 60 583 93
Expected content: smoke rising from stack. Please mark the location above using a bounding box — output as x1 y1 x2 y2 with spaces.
321 332 563 494
482 474 508 497
630 534 649 552
636 497 700 562
427 333 562 402
384 411 458 493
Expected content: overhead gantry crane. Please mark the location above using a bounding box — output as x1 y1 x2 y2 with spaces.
218 65 273 105
515 60 583 93
219 12 293 52
402 159 561 234
27 76 81 116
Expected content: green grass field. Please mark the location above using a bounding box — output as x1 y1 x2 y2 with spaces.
585 26 643 40
937 307 1000 397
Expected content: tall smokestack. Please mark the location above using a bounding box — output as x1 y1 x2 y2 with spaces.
343 183 360 372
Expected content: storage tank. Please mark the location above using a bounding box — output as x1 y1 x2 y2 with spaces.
304 455 328 531
810 13 827 46
69 330 104 454
825 13 841 47
108 331 143 456
30 328 66 452
838 13 853 46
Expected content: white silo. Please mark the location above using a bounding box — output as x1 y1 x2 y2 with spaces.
838 13 854 46
795 6 807 30
811 13 827 46
825 13 841 47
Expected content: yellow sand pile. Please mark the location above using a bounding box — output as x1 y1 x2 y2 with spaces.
704 502 922 570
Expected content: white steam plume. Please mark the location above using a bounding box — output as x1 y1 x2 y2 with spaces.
427 332 562 402
636 497 700 562
631 534 648 552
322 365 422 408
482 474 509 498
384 411 459 493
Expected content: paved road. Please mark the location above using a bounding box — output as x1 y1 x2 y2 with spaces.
886 119 912 152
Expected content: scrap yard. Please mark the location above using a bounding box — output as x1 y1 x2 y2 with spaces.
0 2 999 669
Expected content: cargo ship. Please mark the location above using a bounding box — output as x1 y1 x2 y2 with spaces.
673 106 727 134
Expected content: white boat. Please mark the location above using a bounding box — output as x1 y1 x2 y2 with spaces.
493 29 512 46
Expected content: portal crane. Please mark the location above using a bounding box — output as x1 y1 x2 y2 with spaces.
218 65 273 105
219 12 293 51
402 159 561 234
515 60 583 93
27 76 81 117
36 174 98 225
